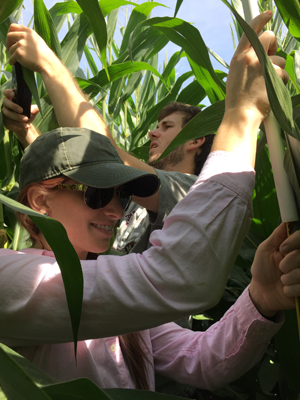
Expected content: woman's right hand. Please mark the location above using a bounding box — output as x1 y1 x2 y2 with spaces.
2 89 40 147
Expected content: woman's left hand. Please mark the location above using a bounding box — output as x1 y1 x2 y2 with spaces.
249 223 300 317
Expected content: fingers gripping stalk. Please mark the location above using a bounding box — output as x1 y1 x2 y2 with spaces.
241 0 300 338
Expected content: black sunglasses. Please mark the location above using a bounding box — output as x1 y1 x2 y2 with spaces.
54 184 132 211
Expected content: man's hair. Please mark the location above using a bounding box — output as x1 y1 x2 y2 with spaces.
158 102 215 175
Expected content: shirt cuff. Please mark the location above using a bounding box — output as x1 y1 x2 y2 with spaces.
235 287 284 343
199 151 255 181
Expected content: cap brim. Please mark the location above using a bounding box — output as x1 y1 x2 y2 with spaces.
63 162 160 197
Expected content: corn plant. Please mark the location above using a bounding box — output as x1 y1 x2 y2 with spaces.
1 0 300 399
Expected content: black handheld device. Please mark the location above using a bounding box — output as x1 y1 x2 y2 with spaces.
12 62 32 119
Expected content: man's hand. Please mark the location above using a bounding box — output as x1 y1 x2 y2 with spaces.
249 223 300 317
225 10 288 123
2 89 40 148
212 11 289 168
6 24 58 76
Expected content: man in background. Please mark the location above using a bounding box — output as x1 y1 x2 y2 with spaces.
112 102 214 254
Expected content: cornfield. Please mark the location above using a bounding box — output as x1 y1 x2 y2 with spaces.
1 0 300 398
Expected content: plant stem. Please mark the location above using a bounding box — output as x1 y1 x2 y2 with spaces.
3 128 13 178
12 221 21 251
102 97 106 123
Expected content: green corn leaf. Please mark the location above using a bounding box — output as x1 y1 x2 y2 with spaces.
275 310 300 391
108 77 125 116
157 100 225 161
143 50 184 111
119 2 167 57
284 132 300 217
252 146 280 238
277 49 300 94
105 389 188 399
75 0 109 81
34 0 62 59
107 8 119 44
112 72 143 120
0 344 52 400
274 0 300 41
115 27 168 65
0 195 83 358
0 14 12 44
20 66 43 119
222 0 297 139
132 17 226 104
60 13 92 74
82 61 169 99
50 0 136 19
174 0 184 17
109 27 169 115
84 44 98 76
207 47 230 69
43 379 112 399
33 94 58 134
0 343 56 387
48 4 67 34
0 0 22 25
176 80 206 105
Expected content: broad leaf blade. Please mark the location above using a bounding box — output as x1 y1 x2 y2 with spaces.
176 80 206 105
119 2 166 57
43 379 112 400
0 0 22 25
277 49 300 94
75 0 109 80
0 343 56 387
61 13 92 74
83 61 169 99
49 0 137 19
21 66 43 118
134 17 226 104
0 195 83 358
34 0 62 59
0 344 51 400
274 0 300 41
252 146 280 238
174 0 184 17
275 310 300 391
105 388 187 399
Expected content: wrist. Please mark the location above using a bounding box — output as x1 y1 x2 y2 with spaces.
40 55 64 82
212 108 261 168
249 281 277 318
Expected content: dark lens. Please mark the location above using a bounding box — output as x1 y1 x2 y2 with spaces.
85 187 114 209
119 190 132 212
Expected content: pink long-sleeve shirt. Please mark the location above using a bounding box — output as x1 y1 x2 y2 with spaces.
0 151 283 390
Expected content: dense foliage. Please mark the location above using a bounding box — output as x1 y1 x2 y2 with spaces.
1 0 300 398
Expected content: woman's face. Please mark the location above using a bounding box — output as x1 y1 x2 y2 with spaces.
45 181 124 259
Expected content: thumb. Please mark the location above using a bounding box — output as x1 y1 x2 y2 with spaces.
261 223 287 251
30 105 39 116
29 105 39 123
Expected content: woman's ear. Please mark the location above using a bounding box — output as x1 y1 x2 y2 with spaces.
27 186 50 215
186 137 205 151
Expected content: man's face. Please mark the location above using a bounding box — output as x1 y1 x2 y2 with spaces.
148 112 184 166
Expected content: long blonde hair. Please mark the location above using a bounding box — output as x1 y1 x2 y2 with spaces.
17 177 150 389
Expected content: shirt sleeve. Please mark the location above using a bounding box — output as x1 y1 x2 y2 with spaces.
0 151 255 346
150 287 283 391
